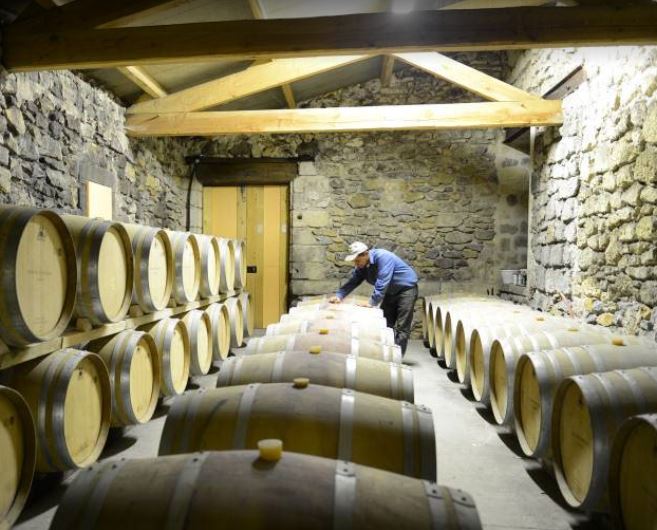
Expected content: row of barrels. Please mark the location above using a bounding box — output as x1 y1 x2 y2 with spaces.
0 293 252 529
0 205 248 348
423 294 657 529
43 297 484 529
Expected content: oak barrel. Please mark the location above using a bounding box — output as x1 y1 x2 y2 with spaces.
122 224 174 313
225 296 245 348
51 450 482 530
609 413 657 530
280 310 387 328
196 234 221 298
1 348 111 472
489 327 616 426
298 294 370 307
239 292 254 339
0 206 77 346
217 350 414 402
266 319 395 346
182 309 214 376
206 303 231 361
141 318 190 396
63 215 134 325
160 382 435 479
245 333 402 363
218 238 235 293
165 231 201 304
233 239 247 290
514 342 657 459
0 385 35 530
552 366 657 511
87 330 160 426
290 303 384 318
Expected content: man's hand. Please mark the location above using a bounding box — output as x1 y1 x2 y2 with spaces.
328 296 342 304
357 302 373 308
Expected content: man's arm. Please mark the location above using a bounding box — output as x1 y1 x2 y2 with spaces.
369 254 395 306
335 268 366 300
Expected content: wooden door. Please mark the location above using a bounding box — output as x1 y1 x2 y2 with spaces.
203 185 289 328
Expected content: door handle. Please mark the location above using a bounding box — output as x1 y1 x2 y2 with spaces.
247 265 257 273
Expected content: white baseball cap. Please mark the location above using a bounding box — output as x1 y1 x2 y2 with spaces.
345 241 369 262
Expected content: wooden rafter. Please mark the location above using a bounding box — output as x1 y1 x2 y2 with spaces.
5 6 657 71
127 55 368 114
117 66 167 99
380 56 396 87
125 100 563 137
395 52 541 101
281 85 297 109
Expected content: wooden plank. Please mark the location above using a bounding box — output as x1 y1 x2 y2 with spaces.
6 6 657 71
196 158 298 186
128 55 368 114
125 100 563 137
14 0 187 32
263 186 280 326
279 186 289 315
118 66 168 98
381 55 395 87
441 0 551 8
246 187 265 328
203 187 239 238
395 52 541 101
281 84 296 109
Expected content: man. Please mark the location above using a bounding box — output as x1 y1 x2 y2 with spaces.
329 241 418 355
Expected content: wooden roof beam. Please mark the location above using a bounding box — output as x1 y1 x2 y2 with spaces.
127 55 368 114
395 52 541 101
6 6 657 71
125 100 563 137
117 66 167 99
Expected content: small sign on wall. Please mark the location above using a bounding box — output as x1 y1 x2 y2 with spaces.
85 181 113 220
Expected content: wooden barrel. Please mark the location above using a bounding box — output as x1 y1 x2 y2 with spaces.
182 310 213 376
196 234 221 298
454 310 561 386
233 239 247 290
280 310 388 328
160 382 435 480
0 348 111 472
239 292 254 338
225 296 245 348
87 330 160 426
609 413 657 530
165 231 201 304
0 385 36 529
0 206 77 346
514 342 657 459
266 320 395 346
298 295 371 307
218 238 235 293
489 327 618 426
245 333 402 363
420 296 433 348
122 224 174 313
290 303 384 318
217 350 414 402
469 318 580 405
63 215 134 325
51 450 482 530
141 318 190 396
206 303 231 361
552 366 657 511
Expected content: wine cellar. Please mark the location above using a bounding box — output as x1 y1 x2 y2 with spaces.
1 1 657 530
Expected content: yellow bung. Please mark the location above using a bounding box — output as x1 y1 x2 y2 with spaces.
612 337 626 346
258 439 283 462
318 328 330 335
293 378 310 389
309 345 322 354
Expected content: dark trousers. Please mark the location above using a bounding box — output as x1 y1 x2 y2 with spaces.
381 284 418 356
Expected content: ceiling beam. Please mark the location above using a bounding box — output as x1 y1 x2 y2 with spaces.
281 84 297 109
440 0 552 8
395 52 541 101
127 55 368 114
125 100 563 137
5 6 657 71
380 56 396 87
117 66 168 98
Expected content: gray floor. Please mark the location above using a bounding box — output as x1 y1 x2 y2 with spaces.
15 339 607 530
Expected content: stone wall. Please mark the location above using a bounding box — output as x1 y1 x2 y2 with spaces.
509 46 657 338
0 65 202 231
195 54 531 332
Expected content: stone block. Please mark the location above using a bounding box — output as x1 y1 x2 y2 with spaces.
5 107 26 136
445 232 473 244
634 146 657 184
298 161 317 176
596 313 615 327
640 186 657 204
643 103 657 143
294 210 330 228
639 281 657 306
291 245 326 263
0 167 11 193
347 193 370 209
636 216 656 240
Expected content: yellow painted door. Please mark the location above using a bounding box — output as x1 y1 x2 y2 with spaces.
203 185 289 328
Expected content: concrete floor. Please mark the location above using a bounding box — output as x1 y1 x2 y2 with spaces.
15 339 608 530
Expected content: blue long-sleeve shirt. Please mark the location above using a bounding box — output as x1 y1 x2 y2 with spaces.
336 248 418 306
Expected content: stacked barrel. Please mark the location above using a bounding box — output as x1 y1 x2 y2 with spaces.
0 205 251 529
45 296 484 529
424 293 657 529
